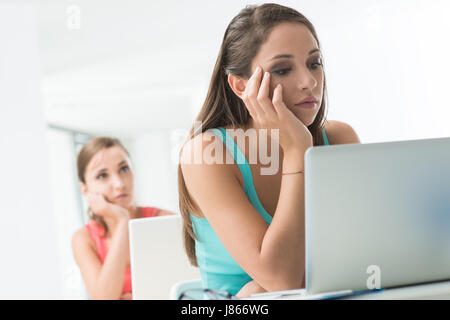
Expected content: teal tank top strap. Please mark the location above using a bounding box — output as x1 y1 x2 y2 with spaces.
209 127 273 224
322 128 330 146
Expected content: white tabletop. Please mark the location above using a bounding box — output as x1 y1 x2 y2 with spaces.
245 280 450 300
343 281 450 300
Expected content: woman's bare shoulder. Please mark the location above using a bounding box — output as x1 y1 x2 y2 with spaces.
156 209 177 217
180 131 242 218
180 131 227 164
72 225 94 251
324 120 360 145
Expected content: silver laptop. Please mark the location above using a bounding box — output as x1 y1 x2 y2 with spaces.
305 136 450 294
129 215 200 299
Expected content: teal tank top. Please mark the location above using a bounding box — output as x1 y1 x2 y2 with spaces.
190 127 330 295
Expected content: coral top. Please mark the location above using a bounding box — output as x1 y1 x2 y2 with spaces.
85 206 161 295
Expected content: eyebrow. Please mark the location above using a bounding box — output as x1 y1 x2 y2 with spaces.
95 168 107 175
94 161 127 175
269 48 320 61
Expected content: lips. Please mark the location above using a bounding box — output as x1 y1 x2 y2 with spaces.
115 193 128 200
294 96 318 109
295 96 318 105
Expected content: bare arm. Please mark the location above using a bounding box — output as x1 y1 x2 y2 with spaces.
182 139 307 292
72 218 129 300
72 193 130 300
238 120 361 297
236 280 267 298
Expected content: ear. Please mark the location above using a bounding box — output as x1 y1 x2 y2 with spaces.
227 74 247 99
79 182 88 196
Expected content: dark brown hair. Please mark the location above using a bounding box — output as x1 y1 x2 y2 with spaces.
77 137 130 237
178 3 328 266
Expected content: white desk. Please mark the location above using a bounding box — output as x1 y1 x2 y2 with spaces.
343 281 450 300
247 280 450 300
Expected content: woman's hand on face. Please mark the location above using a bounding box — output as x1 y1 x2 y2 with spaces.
242 66 313 154
86 192 129 221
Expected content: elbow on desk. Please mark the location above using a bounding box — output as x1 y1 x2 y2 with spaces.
263 273 304 293
250 254 305 293
254 264 305 293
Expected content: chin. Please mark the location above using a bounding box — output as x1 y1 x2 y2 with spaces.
304 118 316 127
293 113 316 127
114 199 133 209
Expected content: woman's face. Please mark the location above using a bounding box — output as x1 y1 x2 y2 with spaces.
249 22 324 126
81 146 135 209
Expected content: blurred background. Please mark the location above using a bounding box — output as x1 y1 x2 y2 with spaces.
1 0 450 299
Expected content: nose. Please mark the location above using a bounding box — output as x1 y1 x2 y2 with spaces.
111 174 125 189
297 66 317 92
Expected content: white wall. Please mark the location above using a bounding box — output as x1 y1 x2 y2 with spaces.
40 0 450 144
127 132 179 214
0 3 62 299
46 128 88 299
291 0 450 143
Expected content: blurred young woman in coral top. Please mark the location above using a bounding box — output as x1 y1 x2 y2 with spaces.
72 137 174 300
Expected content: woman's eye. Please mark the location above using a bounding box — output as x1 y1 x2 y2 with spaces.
310 59 323 70
272 68 291 76
120 166 130 173
97 173 107 180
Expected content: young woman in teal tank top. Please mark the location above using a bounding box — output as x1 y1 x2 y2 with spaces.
178 4 359 298
190 128 330 295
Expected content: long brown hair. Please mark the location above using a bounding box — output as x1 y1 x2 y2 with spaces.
77 137 130 237
178 3 329 266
